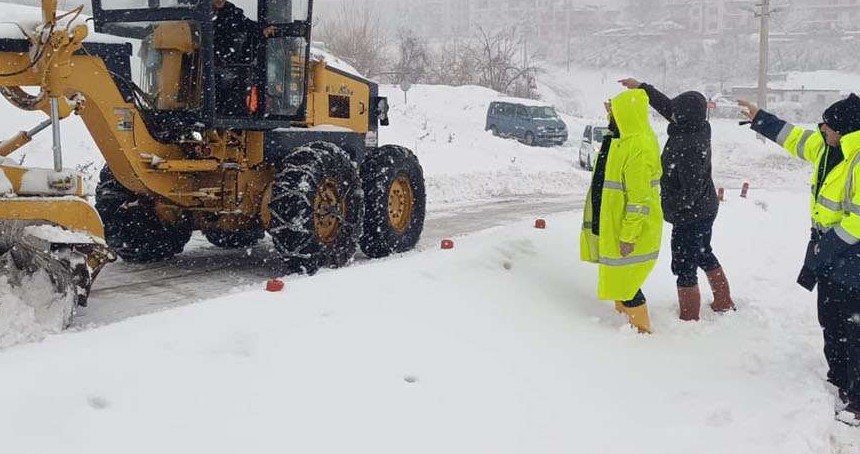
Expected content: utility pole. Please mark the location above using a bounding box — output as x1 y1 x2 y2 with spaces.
756 0 771 110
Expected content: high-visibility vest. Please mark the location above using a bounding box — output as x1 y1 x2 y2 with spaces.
775 124 860 244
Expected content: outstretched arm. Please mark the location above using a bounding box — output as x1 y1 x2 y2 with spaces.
739 99 826 164
619 78 674 122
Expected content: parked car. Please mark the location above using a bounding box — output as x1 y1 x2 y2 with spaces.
578 124 610 171
485 101 568 146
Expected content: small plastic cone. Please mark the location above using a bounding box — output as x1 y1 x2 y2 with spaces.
266 278 285 292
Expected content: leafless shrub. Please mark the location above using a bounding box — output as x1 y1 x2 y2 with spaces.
316 0 389 78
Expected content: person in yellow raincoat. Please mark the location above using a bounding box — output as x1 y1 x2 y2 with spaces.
581 89 664 333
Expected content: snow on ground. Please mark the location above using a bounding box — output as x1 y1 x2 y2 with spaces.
379 84 589 205
0 271 74 348
1 189 859 452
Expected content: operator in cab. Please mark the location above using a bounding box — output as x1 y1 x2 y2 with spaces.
212 0 274 116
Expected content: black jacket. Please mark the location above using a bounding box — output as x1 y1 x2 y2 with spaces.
589 118 619 235
214 2 261 66
641 83 719 225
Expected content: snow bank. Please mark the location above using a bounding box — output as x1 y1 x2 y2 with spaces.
379 84 589 205
0 168 12 194
0 3 126 44
0 273 73 349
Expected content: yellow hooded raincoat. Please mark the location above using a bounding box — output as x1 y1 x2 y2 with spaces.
581 89 664 301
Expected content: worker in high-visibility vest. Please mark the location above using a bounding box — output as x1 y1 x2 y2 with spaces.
740 94 860 426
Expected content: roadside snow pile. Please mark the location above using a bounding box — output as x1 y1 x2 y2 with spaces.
0 188 858 452
0 3 125 44
0 272 74 349
379 84 589 205
0 167 12 194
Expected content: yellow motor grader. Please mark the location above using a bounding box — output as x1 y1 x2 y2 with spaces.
0 0 425 327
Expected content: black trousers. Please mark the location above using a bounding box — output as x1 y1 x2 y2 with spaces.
621 290 646 308
671 217 722 287
818 277 860 404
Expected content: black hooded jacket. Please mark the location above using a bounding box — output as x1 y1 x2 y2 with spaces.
640 83 719 225
213 2 261 66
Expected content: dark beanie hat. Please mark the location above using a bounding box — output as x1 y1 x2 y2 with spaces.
823 93 860 136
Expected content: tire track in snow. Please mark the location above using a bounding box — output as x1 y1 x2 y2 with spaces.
74 194 583 328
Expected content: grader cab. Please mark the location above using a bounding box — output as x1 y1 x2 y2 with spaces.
0 0 425 329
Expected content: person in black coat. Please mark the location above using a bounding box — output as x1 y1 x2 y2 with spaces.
212 0 274 116
620 78 735 321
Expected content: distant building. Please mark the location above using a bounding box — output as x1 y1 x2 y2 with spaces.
665 0 859 36
792 0 860 32
730 71 858 122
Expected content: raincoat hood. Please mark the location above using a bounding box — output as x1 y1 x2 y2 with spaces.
610 89 652 137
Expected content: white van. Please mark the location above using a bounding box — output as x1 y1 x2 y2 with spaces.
578 125 610 171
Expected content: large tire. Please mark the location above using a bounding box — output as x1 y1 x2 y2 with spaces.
360 145 426 258
267 141 363 274
204 222 265 249
95 167 192 263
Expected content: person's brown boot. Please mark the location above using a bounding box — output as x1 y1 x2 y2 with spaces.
614 301 625 314
677 285 701 321
706 267 736 312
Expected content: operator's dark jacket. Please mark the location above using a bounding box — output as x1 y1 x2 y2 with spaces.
640 83 719 225
214 1 261 66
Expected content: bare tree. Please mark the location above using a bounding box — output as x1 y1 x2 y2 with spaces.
426 39 477 87
392 28 430 84
469 27 542 98
316 0 388 78
706 35 756 93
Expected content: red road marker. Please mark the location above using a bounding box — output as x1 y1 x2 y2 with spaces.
534 218 547 229
718 187 725 202
441 239 455 250
741 182 750 198
266 278 285 292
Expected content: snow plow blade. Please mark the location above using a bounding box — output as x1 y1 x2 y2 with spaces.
0 198 115 329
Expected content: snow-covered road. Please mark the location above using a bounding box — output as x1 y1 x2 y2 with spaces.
76 194 584 328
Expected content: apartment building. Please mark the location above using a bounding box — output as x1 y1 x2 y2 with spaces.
665 0 859 35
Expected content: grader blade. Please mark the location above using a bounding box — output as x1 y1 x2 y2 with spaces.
0 221 115 326
0 194 116 336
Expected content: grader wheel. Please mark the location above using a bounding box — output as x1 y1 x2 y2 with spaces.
95 167 192 263
267 141 363 274
360 145 426 258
